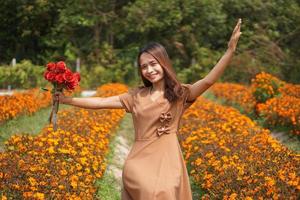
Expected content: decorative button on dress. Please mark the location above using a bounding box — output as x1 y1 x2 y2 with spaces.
118 83 197 200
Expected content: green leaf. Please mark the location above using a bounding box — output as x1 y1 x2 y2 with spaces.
41 87 49 91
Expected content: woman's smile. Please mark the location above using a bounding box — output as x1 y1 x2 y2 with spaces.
148 73 158 79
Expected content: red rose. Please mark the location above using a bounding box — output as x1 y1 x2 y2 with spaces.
55 74 65 84
73 72 80 82
44 61 80 91
66 74 79 89
56 61 66 73
46 62 56 71
44 60 81 132
63 69 75 82
66 80 78 90
43 71 48 80
44 71 56 82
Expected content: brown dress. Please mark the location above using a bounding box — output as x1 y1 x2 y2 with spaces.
118 83 197 200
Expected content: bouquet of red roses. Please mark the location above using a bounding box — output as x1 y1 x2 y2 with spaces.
43 61 80 131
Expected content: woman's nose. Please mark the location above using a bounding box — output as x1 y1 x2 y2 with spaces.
146 66 154 73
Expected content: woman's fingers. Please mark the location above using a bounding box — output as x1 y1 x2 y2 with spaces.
233 20 239 32
53 92 64 102
228 18 242 51
233 22 239 33
232 19 242 40
237 19 242 33
53 93 59 101
233 18 242 35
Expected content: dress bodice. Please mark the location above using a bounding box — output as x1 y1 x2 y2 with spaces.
119 83 197 141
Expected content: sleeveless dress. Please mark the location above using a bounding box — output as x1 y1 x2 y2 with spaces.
118 83 197 200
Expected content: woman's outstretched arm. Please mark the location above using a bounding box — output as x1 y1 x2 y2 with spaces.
56 93 124 110
188 18 242 101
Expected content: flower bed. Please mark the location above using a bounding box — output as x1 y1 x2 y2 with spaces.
209 72 300 135
0 83 128 199
257 96 300 135
179 97 300 199
0 86 81 124
209 83 256 114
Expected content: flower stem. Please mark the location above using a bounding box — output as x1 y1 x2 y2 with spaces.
51 85 62 131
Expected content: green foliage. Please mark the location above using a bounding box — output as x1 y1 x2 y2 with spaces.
79 43 140 89
252 81 283 103
251 72 285 103
79 62 139 89
122 0 183 33
178 47 222 83
0 60 46 89
222 51 283 84
1 0 299 86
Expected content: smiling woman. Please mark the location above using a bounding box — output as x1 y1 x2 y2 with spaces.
119 18 242 200
137 42 190 102
55 18 242 200
140 58 163 83
118 42 201 200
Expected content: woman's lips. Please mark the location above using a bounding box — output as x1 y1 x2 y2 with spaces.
148 73 158 79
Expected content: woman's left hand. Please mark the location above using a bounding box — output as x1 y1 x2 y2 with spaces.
227 18 242 52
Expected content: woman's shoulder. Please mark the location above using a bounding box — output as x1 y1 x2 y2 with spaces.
180 83 193 93
178 83 194 101
180 83 192 89
127 84 147 95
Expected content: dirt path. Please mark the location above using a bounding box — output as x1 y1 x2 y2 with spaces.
96 113 134 200
106 113 134 190
271 131 300 153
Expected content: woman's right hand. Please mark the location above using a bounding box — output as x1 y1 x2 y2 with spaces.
53 91 70 104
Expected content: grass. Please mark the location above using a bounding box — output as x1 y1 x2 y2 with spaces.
0 104 70 150
113 113 135 147
95 113 134 200
94 162 120 200
185 161 207 199
190 176 206 199
94 136 120 200
94 124 121 200
203 91 256 117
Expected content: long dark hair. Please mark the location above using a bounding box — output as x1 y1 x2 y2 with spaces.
137 42 184 102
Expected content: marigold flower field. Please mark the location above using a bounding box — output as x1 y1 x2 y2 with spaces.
179 97 300 199
210 72 300 135
0 86 81 124
0 83 127 199
0 79 299 199
0 88 52 124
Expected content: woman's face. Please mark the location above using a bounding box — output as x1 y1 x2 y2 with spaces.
139 52 164 84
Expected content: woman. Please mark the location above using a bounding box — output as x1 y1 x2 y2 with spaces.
56 18 242 200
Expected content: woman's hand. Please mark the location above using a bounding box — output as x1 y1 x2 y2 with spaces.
53 91 71 104
227 18 242 52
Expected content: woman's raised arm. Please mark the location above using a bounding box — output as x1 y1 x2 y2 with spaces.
56 93 124 110
187 18 242 101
